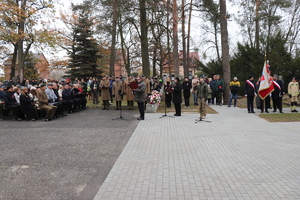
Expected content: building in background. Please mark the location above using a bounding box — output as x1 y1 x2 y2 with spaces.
3 53 50 80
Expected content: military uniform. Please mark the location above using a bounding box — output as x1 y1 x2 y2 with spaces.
38 90 57 120
100 78 110 110
196 81 208 119
124 78 135 110
112 80 123 110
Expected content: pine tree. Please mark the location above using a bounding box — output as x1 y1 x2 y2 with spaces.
67 2 102 80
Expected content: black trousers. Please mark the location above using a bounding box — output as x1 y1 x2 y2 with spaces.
6 104 22 119
137 102 145 119
247 96 254 112
184 96 190 107
174 103 181 116
65 100 74 112
272 97 282 112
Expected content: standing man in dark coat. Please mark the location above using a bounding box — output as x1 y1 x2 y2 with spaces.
245 75 256 113
90 78 99 104
272 74 284 113
173 77 182 116
133 76 146 120
182 77 192 108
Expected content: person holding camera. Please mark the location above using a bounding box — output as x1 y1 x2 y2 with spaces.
39 84 57 121
112 77 124 110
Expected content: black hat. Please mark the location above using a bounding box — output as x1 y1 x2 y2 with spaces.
292 76 297 80
6 85 13 90
175 77 180 82
248 75 254 79
40 84 46 87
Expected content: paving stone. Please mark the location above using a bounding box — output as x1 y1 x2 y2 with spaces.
93 106 300 200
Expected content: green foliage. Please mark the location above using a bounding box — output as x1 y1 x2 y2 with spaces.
66 1 103 79
24 54 39 80
194 59 222 78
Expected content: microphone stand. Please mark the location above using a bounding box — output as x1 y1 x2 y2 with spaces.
195 98 211 123
160 90 174 119
112 95 129 121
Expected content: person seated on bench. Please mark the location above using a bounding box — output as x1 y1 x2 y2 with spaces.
3 85 23 121
38 84 57 122
20 87 37 121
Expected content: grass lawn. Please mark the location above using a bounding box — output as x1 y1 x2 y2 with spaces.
236 95 293 109
86 97 218 114
259 113 300 122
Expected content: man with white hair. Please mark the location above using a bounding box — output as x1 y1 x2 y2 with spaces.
228 77 240 107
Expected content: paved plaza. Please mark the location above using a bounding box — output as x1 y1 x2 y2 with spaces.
94 105 300 200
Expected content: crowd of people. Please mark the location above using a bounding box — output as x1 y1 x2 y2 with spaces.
0 79 87 122
0 73 299 121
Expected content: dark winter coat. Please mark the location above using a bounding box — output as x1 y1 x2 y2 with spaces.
272 80 284 98
3 91 18 107
20 94 36 120
244 80 256 97
172 81 182 104
214 79 224 92
134 80 146 103
164 82 172 102
182 81 192 97
196 82 208 99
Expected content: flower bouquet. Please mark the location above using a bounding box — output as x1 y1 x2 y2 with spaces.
147 90 161 104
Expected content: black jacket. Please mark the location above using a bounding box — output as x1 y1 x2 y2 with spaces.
272 80 284 98
173 82 182 104
244 80 256 97
62 89 72 101
182 81 192 97
3 91 18 106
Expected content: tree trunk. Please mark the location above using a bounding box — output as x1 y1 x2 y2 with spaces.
172 0 179 77
139 0 150 77
255 0 260 49
182 0 188 78
10 44 18 80
219 0 231 105
109 0 118 77
118 17 130 76
17 0 26 81
187 0 193 77
167 0 172 77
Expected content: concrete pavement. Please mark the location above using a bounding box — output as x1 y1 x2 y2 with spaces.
94 105 300 200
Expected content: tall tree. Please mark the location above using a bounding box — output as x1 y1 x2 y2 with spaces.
0 0 56 80
186 0 193 77
219 0 230 104
66 2 102 79
182 0 188 77
172 0 179 77
109 0 118 76
139 0 150 77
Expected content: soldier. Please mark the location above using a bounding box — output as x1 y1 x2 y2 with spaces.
288 76 299 112
196 77 208 119
38 84 57 121
124 75 135 110
112 77 124 110
100 76 110 110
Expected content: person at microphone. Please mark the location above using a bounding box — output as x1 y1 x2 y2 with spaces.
173 77 182 116
133 76 146 120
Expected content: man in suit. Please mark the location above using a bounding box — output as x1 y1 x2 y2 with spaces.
245 75 256 113
39 84 57 121
272 74 284 113
173 77 182 116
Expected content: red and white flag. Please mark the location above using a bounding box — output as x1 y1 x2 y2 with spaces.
258 61 274 100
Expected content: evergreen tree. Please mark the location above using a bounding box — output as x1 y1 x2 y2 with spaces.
67 1 102 80
24 54 39 80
